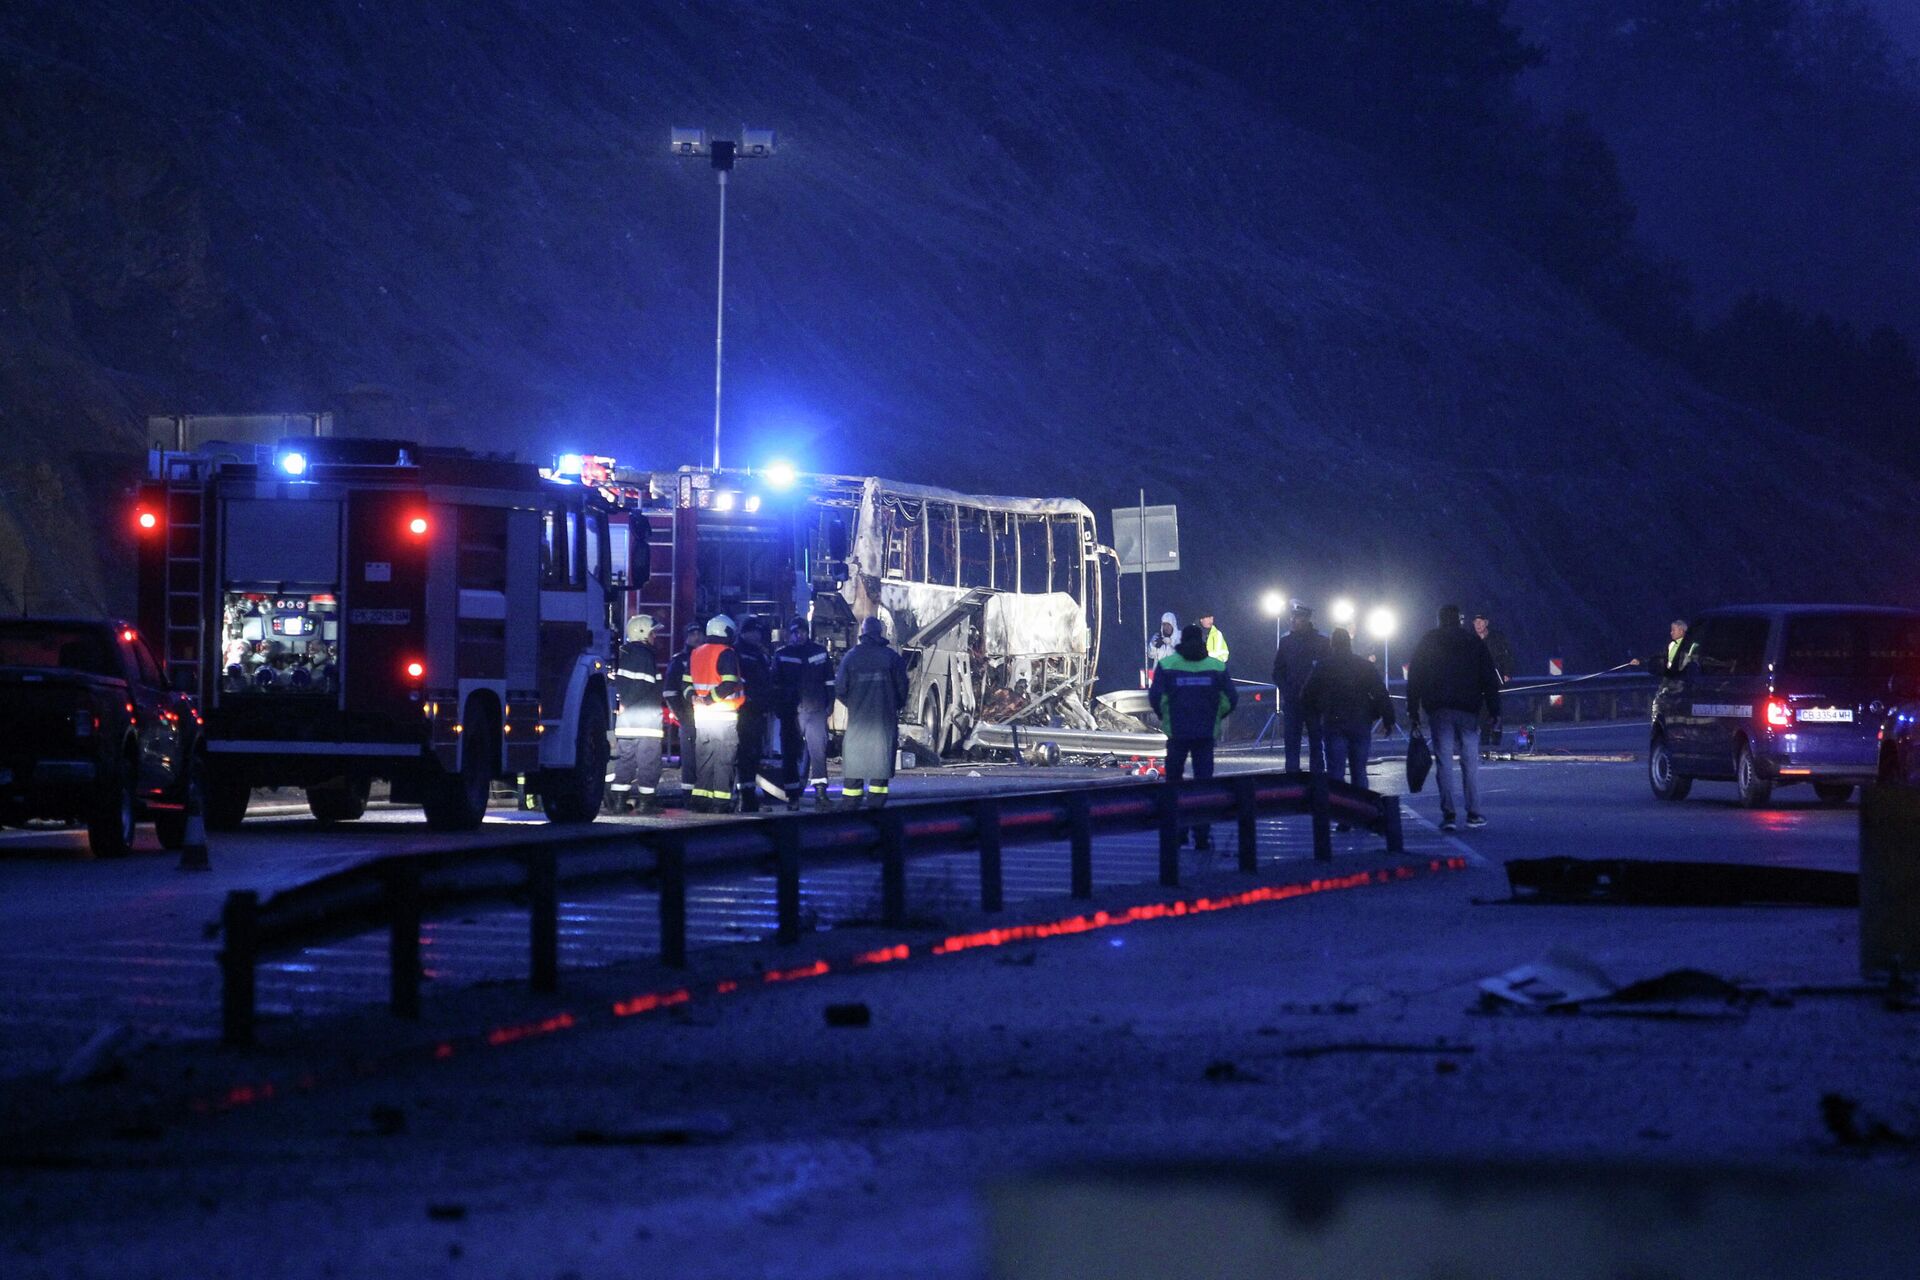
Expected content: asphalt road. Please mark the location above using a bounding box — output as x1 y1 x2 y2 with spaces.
5 721 1909 1279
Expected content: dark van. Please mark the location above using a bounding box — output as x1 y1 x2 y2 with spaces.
1648 605 1920 807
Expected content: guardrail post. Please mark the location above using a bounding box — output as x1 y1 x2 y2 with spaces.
387 862 423 1018
975 799 1004 913
1382 794 1404 854
220 890 259 1047
528 846 558 994
1310 772 1333 862
1234 776 1258 874
879 812 907 928
658 836 687 968
1158 783 1181 888
774 818 803 945
1068 792 1093 899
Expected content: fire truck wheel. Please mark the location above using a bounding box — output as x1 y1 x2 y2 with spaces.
86 748 139 858
307 776 371 825
425 707 496 832
206 773 252 832
541 688 609 824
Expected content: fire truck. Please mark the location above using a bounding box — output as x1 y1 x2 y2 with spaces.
135 438 624 831
570 457 1108 756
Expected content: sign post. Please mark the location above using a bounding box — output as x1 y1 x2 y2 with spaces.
1110 497 1180 685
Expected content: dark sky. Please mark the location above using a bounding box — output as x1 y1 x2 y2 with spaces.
1866 0 1920 55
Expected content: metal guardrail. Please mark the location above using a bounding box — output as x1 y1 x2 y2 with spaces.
217 769 1402 1045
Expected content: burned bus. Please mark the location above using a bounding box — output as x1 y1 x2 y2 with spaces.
584 462 1107 754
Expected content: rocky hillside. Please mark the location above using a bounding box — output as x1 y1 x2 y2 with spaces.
3 0 1916 673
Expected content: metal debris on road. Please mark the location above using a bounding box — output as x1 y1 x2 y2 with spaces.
1504 857 1858 907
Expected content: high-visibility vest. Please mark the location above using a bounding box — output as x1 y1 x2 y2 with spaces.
690 642 744 710
1205 626 1230 664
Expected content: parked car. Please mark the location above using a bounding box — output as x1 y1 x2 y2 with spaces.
1648 604 1920 807
0 618 203 855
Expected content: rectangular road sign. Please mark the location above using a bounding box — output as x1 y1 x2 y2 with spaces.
1111 504 1179 574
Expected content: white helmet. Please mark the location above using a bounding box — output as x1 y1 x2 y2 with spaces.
705 614 736 639
626 614 657 643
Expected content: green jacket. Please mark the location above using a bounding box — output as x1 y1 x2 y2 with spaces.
1149 650 1237 740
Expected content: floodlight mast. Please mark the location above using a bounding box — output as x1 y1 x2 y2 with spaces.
672 126 776 471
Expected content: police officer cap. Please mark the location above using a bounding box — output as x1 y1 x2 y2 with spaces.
1290 600 1312 617
860 616 886 641
705 614 736 639
626 614 656 643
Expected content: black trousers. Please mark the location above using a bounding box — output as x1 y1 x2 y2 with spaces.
1166 736 1216 849
1283 700 1325 774
737 708 768 807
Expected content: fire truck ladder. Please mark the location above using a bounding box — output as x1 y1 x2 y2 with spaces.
158 456 210 694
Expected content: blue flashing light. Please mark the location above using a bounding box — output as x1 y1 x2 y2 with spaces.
763 460 797 490
281 452 308 477
555 453 584 476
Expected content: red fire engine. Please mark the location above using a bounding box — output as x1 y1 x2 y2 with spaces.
135 438 627 830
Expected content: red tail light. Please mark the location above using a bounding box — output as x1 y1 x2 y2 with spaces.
404 660 425 681
406 514 430 538
1765 697 1792 728
135 507 160 533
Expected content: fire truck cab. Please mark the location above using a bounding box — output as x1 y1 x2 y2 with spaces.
136 438 618 831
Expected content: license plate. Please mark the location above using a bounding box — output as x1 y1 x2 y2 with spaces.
1796 707 1853 724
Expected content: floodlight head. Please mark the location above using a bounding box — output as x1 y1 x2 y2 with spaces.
670 126 708 156
1260 590 1285 618
1365 605 1398 641
1330 597 1357 626
740 127 776 157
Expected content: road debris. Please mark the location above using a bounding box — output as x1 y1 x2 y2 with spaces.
1820 1094 1913 1150
1504 857 1857 907
564 1111 734 1146
1478 948 1617 1009
1202 1059 1262 1084
824 1002 872 1028
1282 1042 1476 1060
57 1024 131 1086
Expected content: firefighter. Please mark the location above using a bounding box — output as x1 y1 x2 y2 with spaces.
835 615 909 808
688 615 744 812
663 622 704 805
735 617 776 812
607 613 665 814
774 616 834 810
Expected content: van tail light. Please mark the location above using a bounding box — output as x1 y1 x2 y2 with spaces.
1765 697 1792 728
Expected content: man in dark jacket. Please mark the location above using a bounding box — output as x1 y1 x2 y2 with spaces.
836 616 909 808
607 614 665 814
734 617 775 812
1406 604 1502 832
1300 627 1395 792
1270 601 1331 774
1149 623 1237 850
1473 612 1516 757
663 622 705 806
774 616 834 809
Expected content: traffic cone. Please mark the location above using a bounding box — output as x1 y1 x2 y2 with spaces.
176 779 210 872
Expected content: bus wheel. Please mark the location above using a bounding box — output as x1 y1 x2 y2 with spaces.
542 690 608 824
425 706 495 832
919 688 944 761
205 773 252 832
308 776 371 824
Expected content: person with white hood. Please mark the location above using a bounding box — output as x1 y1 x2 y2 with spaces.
1147 611 1179 671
